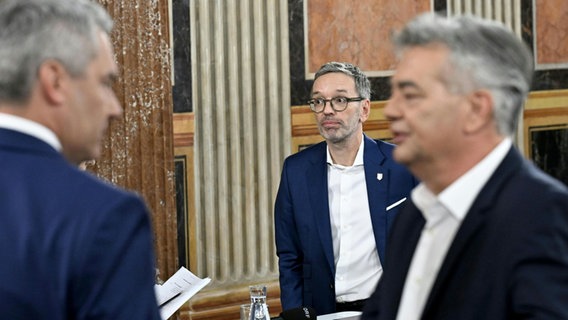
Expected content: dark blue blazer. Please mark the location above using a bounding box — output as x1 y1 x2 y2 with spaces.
275 135 417 315
362 147 568 320
0 128 161 320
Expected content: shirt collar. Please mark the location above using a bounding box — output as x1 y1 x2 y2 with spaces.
0 113 62 151
413 138 512 222
326 135 365 168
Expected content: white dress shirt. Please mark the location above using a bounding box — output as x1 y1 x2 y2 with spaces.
327 136 382 302
0 113 61 151
396 138 512 320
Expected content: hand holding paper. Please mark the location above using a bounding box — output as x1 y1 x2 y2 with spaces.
154 267 211 320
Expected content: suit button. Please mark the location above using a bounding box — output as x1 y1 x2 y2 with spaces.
330 284 334 289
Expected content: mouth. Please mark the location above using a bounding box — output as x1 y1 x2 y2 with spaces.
320 119 341 128
390 129 408 145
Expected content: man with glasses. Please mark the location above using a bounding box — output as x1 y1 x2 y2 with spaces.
274 62 417 315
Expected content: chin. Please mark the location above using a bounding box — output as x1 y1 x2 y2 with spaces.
392 147 411 166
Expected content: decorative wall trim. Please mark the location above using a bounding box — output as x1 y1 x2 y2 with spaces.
174 113 195 147
523 89 568 158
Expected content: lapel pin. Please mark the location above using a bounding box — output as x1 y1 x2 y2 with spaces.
377 173 383 181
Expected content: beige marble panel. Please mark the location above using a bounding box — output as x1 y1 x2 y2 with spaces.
307 0 431 76
535 0 568 66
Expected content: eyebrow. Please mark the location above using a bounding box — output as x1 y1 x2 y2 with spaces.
392 80 421 91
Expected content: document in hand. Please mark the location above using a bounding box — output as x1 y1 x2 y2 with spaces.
154 266 211 320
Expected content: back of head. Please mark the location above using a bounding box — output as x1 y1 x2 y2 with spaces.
314 61 371 100
0 0 113 105
392 13 534 136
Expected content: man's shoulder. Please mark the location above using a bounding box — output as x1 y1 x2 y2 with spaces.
74 170 144 208
368 137 396 153
363 137 400 165
39 162 145 215
507 157 568 202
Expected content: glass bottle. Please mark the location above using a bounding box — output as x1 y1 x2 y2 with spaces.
248 284 270 320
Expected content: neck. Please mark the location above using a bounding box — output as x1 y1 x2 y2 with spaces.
328 133 363 166
416 136 504 195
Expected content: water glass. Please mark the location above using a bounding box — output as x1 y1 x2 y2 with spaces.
240 303 251 320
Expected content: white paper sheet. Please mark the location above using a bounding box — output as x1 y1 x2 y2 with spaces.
154 266 211 320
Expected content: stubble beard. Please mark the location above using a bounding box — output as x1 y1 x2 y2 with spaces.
319 120 360 145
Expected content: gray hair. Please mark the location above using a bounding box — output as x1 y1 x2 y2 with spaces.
313 62 371 100
393 13 534 136
0 0 113 104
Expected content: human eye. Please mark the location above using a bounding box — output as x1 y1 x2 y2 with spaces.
401 90 422 101
333 97 348 104
102 74 118 89
313 98 325 106
398 85 423 102
391 81 423 103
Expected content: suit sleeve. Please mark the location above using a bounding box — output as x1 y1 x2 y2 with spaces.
274 159 304 310
72 195 162 320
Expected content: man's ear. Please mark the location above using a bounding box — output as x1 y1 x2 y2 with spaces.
37 59 68 105
464 89 494 134
360 98 371 123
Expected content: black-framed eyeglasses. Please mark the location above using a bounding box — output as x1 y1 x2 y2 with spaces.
307 96 364 113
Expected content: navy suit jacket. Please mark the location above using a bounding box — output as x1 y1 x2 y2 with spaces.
0 128 161 320
275 135 417 315
362 147 568 320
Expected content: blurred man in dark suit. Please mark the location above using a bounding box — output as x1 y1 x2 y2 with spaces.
0 0 161 318
362 13 568 320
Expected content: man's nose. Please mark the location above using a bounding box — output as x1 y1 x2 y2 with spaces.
109 93 123 119
322 100 335 114
383 95 400 121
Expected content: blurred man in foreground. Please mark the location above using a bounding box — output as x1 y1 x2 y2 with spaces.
362 13 568 320
0 0 162 318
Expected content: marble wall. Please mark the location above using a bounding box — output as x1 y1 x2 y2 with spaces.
289 0 434 106
531 128 568 185
522 0 568 90
523 0 568 185
534 0 568 69
306 0 430 77
91 0 178 281
289 0 568 105
172 0 192 113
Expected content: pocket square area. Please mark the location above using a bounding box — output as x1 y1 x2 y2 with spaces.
386 197 407 211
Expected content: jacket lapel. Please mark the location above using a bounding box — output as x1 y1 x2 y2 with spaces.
421 147 522 316
363 136 389 263
385 201 426 317
305 142 336 274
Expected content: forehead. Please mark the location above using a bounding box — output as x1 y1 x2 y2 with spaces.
391 45 450 86
312 72 356 95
